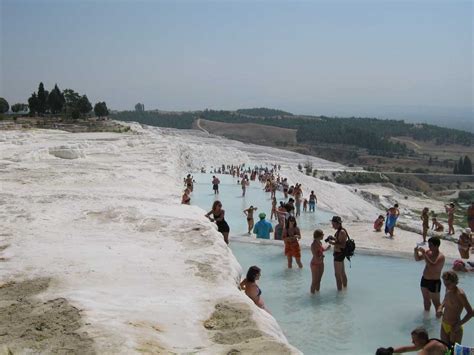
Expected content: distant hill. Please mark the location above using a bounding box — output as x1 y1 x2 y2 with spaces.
236 107 293 117
111 108 474 157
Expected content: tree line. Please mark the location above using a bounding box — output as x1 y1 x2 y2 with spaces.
453 156 473 175
0 82 109 119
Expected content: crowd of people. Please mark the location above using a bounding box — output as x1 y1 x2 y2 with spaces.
181 164 473 351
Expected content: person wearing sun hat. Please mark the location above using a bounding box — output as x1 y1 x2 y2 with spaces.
253 212 273 240
326 215 348 291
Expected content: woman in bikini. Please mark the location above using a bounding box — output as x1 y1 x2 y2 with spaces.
431 217 444 232
310 229 331 293
270 197 277 220
445 203 456 235
282 216 303 268
243 205 258 234
240 266 269 313
205 200 230 244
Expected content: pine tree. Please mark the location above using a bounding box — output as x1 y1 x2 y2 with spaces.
453 163 458 175
458 157 464 174
37 82 50 114
48 84 65 114
28 93 39 116
464 155 472 175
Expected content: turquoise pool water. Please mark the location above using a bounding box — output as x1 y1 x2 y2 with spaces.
190 173 474 354
191 173 334 235
232 242 474 354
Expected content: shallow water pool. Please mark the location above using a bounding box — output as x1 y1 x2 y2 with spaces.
191 173 334 235
232 242 474 354
189 172 474 353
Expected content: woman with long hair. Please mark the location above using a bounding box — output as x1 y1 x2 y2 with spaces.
205 200 230 244
282 216 303 268
240 265 269 312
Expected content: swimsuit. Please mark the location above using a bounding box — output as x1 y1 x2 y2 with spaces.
311 245 324 266
213 212 230 233
420 277 441 293
441 322 463 335
333 251 345 262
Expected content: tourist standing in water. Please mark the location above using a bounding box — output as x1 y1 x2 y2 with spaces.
253 213 273 240
294 184 302 217
241 175 249 197
310 229 331 293
327 216 348 291
205 200 230 244
282 216 303 268
243 205 258 234
270 196 277 220
308 191 317 212
282 178 289 198
457 228 472 259
385 204 399 238
414 237 445 312
212 176 220 194
421 207 430 243
437 271 473 346
240 266 269 313
467 202 474 230
445 203 456 235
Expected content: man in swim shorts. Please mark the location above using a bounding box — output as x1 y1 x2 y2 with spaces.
437 271 473 346
212 176 220 194
327 216 348 291
414 237 445 312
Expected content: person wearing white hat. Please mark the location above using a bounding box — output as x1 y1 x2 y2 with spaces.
457 228 472 259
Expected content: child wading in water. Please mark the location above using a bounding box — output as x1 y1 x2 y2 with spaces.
310 229 331 293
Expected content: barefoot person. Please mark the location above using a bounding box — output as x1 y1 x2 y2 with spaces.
457 228 472 259
308 191 317 212
374 215 385 232
181 188 191 205
468 201 474 230
241 175 249 197
431 217 444 233
414 237 445 312
185 174 194 192
421 207 429 243
437 271 473 347
243 205 258 234
327 216 348 291
212 176 220 194
270 196 277 220
389 327 449 354
240 266 269 313
445 203 456 235
282 216 303 268
205 200 230 244
385 204 400 238
310 229 330 293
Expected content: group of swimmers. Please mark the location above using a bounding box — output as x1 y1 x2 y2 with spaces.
182 167 473 351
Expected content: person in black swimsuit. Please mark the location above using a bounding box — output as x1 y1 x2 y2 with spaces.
205 200 230 244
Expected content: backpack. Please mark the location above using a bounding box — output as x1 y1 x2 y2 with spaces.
336 227 356 263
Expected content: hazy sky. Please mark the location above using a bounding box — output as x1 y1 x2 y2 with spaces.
1 0 472 122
